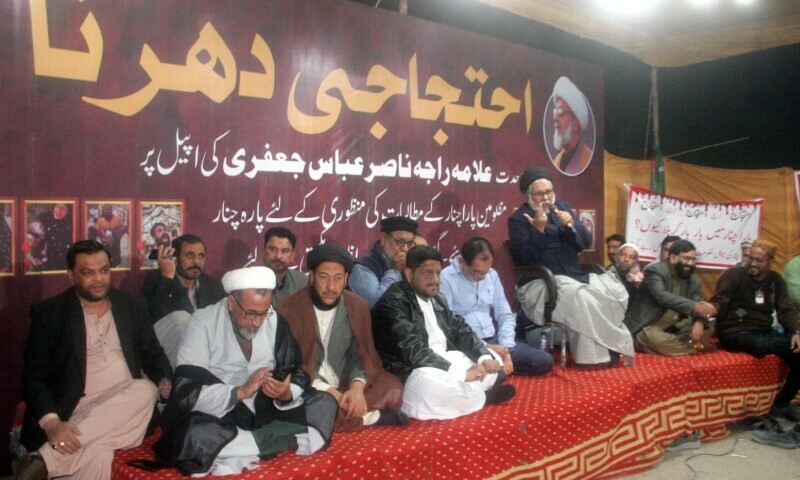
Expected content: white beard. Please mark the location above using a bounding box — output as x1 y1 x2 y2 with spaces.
553 126 572 151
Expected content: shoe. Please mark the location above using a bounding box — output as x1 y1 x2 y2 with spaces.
667 430 701 451
769 404 800 422
485 384 516 405
752 423 800 449
13 454 47 480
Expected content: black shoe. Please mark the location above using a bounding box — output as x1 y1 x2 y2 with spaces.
770 404 800 422
13 454 47 480
376 409 409 427
485 384 516 405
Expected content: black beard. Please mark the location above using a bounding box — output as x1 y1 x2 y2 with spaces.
675 262 695 279
310 285 338 311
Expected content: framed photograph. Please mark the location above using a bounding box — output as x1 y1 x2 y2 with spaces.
138 200 184 268
84 200 133 270
22 199 77 274
578 209 596 251
0 198 16 276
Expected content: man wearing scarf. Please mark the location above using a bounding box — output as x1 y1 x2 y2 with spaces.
278 243 407 431
154 267 336 476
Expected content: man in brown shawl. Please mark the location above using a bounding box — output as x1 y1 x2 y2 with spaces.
278 243 407 431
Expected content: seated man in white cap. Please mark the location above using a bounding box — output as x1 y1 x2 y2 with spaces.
609 242 643 303
551 76 593 175
509 166 635 367
278 243 407 431
624 240 717 356
153 267 337 476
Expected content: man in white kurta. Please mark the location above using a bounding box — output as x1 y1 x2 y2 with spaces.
154 267 336 476
371 246 516 420
508 167 635 366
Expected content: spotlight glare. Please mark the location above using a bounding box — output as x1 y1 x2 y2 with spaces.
594 0 658 15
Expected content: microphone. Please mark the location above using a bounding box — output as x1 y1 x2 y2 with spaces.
542 202 575 231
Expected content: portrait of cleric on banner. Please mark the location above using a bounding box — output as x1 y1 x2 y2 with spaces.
543 76 596 177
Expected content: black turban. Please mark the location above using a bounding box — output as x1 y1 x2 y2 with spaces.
519 166 554 194
380 216 418 235
307 243 353 273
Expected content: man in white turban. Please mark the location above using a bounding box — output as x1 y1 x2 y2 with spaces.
153 266 337 476
551 76 594 175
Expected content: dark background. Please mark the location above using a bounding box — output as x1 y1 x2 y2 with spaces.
353 0 800 169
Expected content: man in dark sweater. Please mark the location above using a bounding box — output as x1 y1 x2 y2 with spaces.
710 239 800 421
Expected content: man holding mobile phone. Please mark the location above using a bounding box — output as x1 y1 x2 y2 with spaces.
141 234 225 368
279 244 408 431
154 267 337 476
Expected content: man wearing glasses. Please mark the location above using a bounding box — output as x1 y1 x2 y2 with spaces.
550 76 594 176
155 266 336 475
349 216 418 308
711 240 800 422
440 237 554 376
624 239 717 356
509 166 634 367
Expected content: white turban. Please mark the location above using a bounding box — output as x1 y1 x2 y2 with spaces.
553 76 589 131
222 266 276 293
618 243 640 257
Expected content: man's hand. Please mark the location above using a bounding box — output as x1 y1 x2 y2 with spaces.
791 333 800 353
552 208 574 229
481 358 502 374
158 378 172 400
238 367 271 401
390 250 407 271
465 364 487 382
156 245 177 278
43 418 82 455
486 344 514 375
262 371 293 402
339 382 368 418
691 320 705 343
694 301 717 319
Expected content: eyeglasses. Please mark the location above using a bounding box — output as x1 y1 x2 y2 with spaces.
390 235 415 249
527 189 554 199
553 106 573 117
231 295 273 322
750 256 771 264
464 264 489 279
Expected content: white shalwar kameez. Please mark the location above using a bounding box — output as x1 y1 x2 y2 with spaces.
400 295 496 420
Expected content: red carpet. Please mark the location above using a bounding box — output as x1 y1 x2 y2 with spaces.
113 350 786 479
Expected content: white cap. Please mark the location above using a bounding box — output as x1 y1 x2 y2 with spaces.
553 76 589 130
222 266 276 293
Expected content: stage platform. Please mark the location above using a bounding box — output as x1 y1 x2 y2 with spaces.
112 350 786 479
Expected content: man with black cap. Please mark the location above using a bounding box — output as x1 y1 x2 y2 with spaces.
278 243 407 431
349 215 418 308
509 166 634 367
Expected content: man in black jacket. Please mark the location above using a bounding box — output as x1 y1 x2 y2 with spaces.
17 240 172 480
371 246 515 420
141 233 225 367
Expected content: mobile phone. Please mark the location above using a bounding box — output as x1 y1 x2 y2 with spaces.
147 248 175 260
271 364 295 381
126 459 167 472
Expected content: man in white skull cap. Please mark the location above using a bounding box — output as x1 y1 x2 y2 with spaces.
551 76 594 175
153 266 337 476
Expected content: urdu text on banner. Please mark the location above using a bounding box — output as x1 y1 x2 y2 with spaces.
624 185 762 269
